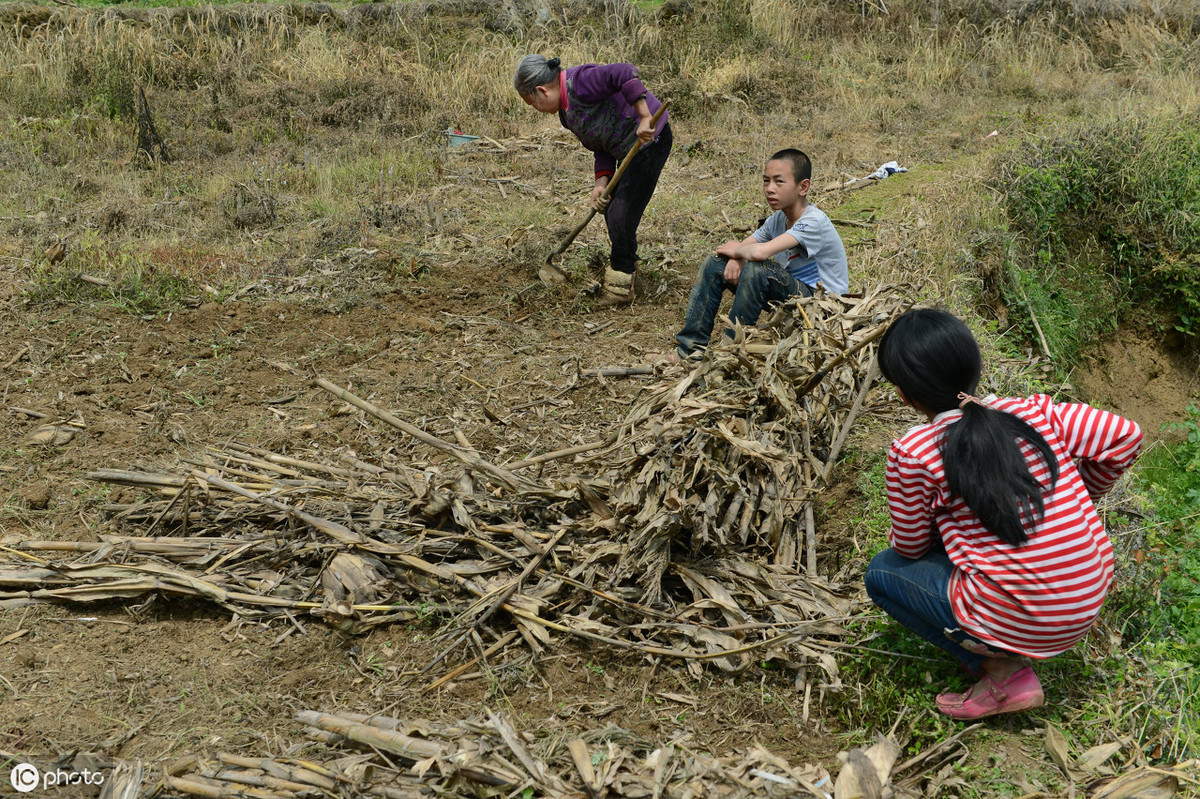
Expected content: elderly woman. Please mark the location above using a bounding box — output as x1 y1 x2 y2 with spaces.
514 55 672 303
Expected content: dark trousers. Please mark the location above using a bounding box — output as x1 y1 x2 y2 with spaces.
604 122 672 274
675 255 812 357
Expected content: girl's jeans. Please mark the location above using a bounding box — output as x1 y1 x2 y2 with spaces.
605 123 673 275
675 254 812 358
864 548 1014 675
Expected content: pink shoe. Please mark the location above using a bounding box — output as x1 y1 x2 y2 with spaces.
936 666 1044 720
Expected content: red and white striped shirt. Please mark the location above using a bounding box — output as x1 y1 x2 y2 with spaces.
886 395 1143 658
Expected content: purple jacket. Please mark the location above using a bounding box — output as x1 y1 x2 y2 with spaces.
559 63 668 177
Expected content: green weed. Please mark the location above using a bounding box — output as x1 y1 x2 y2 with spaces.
1123 410 1200 656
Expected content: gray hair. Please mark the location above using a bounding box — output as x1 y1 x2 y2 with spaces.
513 55 561 96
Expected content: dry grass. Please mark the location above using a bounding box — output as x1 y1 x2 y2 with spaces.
0 0 1193 323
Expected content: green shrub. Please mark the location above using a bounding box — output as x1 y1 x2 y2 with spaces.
994 114 1200 359
25 230 198 315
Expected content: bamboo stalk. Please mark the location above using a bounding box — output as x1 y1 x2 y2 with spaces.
18 538 274 554
193 471 365 546
166 774 292 799
505 438 613 471
225 442 361 479
293 711 448 760
801 421 816 576
198 767 310 794
214 755 338 790
87 469 188 489
823 360 878 478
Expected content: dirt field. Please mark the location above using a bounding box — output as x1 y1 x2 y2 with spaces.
4 195 1197 797
2 1 1199 795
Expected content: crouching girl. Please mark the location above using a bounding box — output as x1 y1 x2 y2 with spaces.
867 308 1142 720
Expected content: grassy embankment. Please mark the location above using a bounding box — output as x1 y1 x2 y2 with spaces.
1 0 1198 776
996 112 1200 759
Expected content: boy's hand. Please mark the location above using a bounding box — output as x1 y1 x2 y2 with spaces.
715 240 744 260
715 241 746 285
591 178 611 211
723 259 744 285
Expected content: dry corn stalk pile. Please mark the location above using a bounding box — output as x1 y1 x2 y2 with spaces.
44 708 1200 799
0 288 909 681
149 709 840 799
607 288 901 597
96 709 1011 799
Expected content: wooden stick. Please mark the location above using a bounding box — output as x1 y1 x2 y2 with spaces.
2 348 29 370
427 630 520 691
892 723 983 775
545 101 670 264
580 366 655 379
794 320 889 398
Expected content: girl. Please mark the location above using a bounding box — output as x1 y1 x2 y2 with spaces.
513 55 672 304
867 309 1142 720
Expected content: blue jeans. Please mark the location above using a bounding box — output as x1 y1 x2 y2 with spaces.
605 123 673 274
675 255 813 357
864 548 1013 674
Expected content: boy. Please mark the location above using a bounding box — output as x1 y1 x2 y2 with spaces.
673 149 847 360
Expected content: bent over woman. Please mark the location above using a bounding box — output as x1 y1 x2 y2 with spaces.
514 55 672 304
866 308 1142 720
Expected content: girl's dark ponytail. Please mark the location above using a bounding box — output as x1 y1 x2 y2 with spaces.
878 309 1059 546
942 401 1058 545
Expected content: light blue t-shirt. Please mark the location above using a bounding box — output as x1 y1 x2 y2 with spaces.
752 205 849 295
